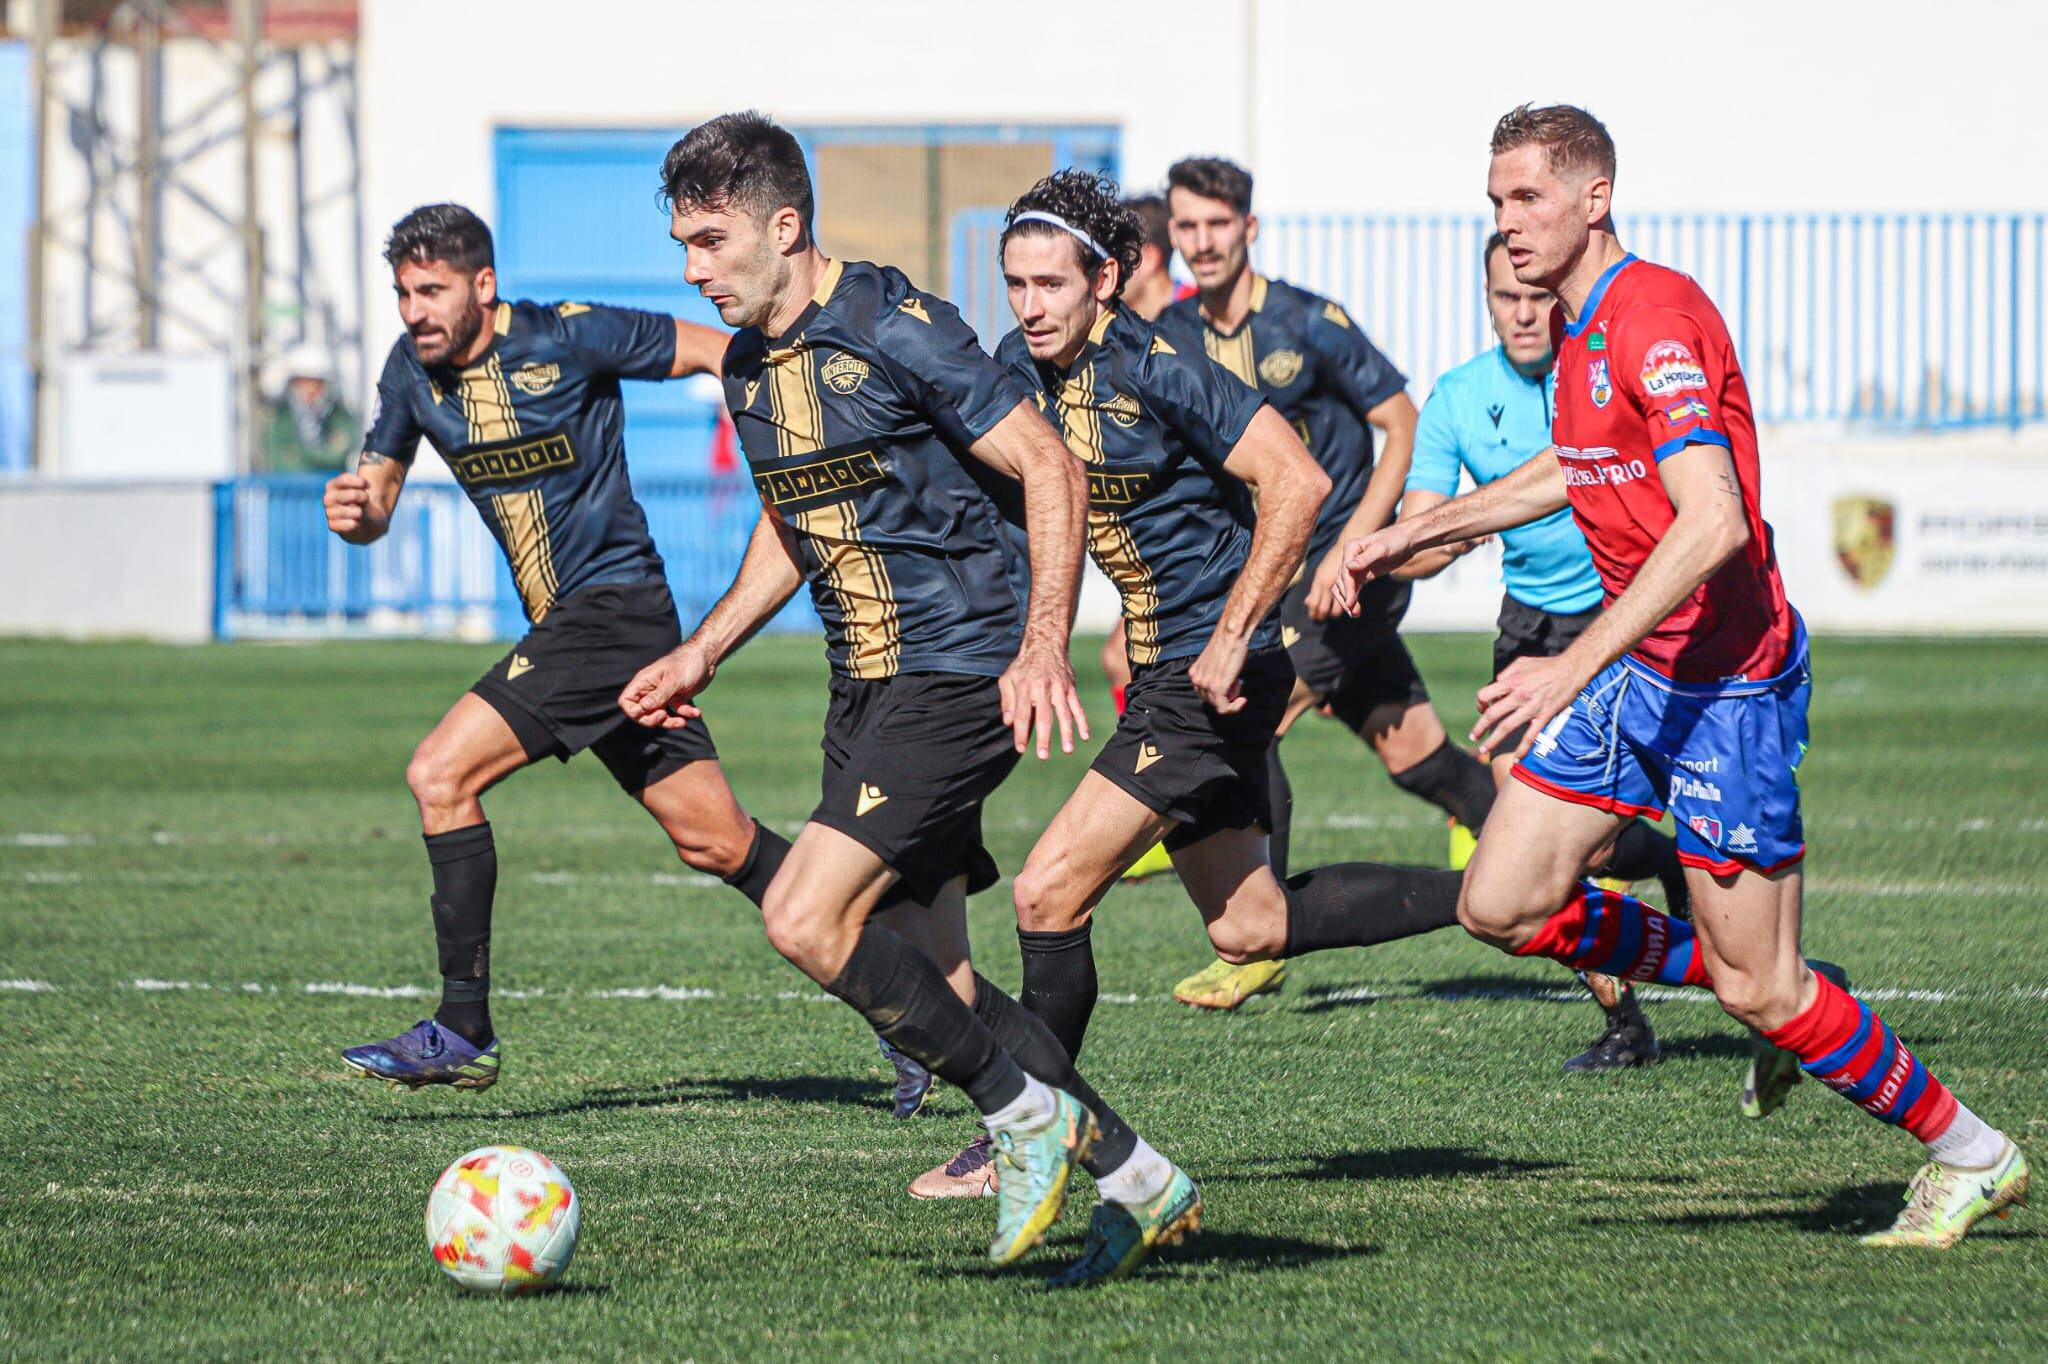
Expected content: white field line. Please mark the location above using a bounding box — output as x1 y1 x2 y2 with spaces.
1 978 57 991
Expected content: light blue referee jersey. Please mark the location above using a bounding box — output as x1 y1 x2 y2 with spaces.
1405 345 1604 615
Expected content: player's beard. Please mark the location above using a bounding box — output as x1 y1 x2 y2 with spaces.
730 239 795 333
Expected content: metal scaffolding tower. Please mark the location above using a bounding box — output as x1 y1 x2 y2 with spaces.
24 0 361 473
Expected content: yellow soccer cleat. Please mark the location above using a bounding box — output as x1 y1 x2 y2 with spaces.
1448 819 1478 871
1861 1141 2028 1249
1173 956 1287 1010
1120 841 1175 882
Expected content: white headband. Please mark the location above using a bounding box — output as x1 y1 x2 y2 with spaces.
1010 210 1109 261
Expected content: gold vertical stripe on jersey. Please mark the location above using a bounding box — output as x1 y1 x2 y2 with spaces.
768 344 899 677
1203 326 1257 388
1052 361 1160 662
460 352 521 444
491 488 559 622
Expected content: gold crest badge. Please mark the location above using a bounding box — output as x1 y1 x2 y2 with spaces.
1259 349 1305 387
510 362 561 396
1831 494 1895 589
821 351 871 395
1101 391 1142 427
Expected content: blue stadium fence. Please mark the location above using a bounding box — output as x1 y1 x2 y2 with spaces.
214 474 815 643
954 209 2048 432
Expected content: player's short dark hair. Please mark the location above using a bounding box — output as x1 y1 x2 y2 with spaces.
1002 169 1145 299
1165 157 1253 216
1483 231 1509 274
383 204 493 274
659 111 815 235
1490 103 1616 184
1123 193 1172 257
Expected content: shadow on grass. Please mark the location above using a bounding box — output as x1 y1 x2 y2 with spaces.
1212 1145 1567 1185
366 1073 885 1124
927 1230 1379 1283
1580 1180 2035 1238
1416 972 1607 1004
1294 984 1385 1015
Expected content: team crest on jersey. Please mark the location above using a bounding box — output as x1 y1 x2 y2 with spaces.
1688 814 1723 846
1640 339 1708 396
1258 349 1304 387
509 362 561 396
1101 391 1142 427
1831 494 1896 590
1587 358 1613 408
821 351 871 395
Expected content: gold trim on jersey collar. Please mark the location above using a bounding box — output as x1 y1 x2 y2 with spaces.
1088 306 1118 345
812 258 844 307
493 302 512 336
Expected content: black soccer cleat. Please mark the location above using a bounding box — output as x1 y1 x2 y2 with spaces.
1562 1008 1662 1072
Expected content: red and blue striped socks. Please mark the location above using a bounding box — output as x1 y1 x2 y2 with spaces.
1514 881 1710 987
1516 881 1979 1152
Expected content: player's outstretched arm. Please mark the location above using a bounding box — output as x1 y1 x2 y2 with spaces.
619 509 803 730
669 320 730 379
1197 406 1331 712
1471 442 1750 761
322 451 406 545
967 401 1090 759
1387 490 1490 581
1331 446 1567 615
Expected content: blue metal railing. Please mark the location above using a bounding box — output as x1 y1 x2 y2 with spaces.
215 474 818 642
951 209 2048 431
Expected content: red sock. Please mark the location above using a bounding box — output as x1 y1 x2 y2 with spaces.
1514 882 1712 988
1763 973 1957 1140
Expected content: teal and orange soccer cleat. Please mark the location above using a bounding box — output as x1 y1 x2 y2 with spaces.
1862 1140 2029 1248
987 1089 1097 1265
1047 1166 1202 1288
341 1018 500 1091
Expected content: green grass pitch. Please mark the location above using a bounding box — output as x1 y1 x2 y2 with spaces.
2 633 2045 1360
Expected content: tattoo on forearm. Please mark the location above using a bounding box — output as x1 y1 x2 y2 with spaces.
358 450 405 486
1716 469 1740 499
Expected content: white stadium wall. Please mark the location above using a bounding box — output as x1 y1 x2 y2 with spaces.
0 482 217 642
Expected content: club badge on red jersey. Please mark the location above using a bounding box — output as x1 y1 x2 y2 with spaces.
1587 358 1613 408
1639 339 1708 397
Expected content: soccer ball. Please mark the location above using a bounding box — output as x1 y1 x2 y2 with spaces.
425 1145 580 1294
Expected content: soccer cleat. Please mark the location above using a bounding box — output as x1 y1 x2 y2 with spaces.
1047 1166 1202 1288
341 1018 500 1091
1861 1141 2029 1249
987 1089 1097 1265
908 1134 998 1200
1173 957 1287 1010
1561 1006 1661 1071
1119 840 1176 882
1743 960 1850 1119
1449 819 1478 872
878 1037 935 1119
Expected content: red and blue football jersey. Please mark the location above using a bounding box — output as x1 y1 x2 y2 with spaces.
1548 255 1794 682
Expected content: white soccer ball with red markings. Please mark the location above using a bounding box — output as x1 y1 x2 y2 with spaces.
425 1145 580 1294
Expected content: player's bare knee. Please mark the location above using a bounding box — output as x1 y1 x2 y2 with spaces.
1458 880 1536 949
1714 970 1801 1032
759 893 829 976
1011 856 1084 934
405 742 469 818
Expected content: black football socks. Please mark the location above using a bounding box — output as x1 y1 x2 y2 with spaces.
972 973 1137 1176
824 921 1027 1114
1017 922 1098 1061
722 819 790 908
1389 737 1497 832
426 822 497 1045
1282 861 1464 957
1265 739 1295 878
